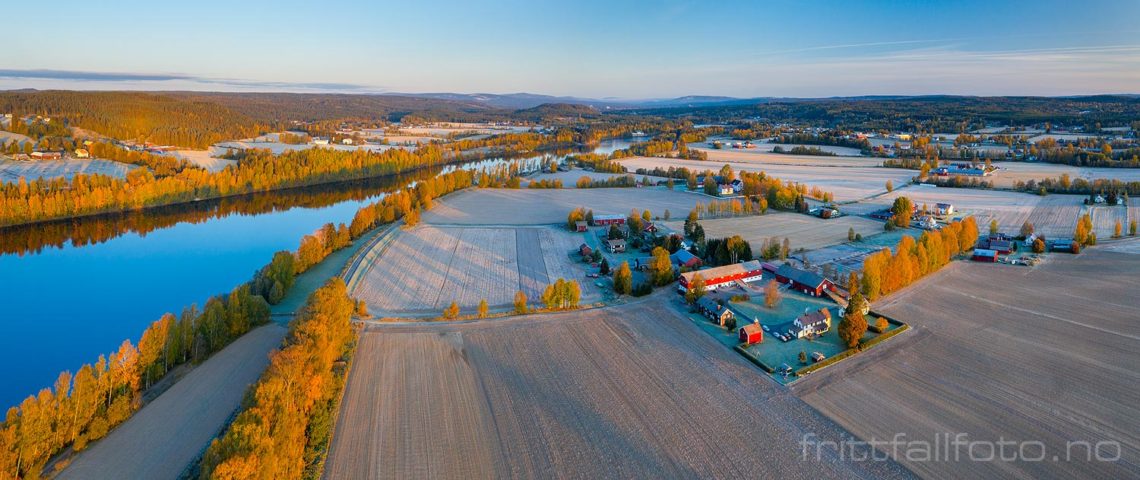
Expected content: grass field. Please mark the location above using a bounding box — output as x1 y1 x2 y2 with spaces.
59 324 287 480
617 156 916 202
663 212 883 252
0 158 136 183
794 251 1140 479
324 299 912 479
420 187 705 225
352 226 601 315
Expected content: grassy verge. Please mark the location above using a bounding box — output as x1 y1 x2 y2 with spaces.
795 323 910 377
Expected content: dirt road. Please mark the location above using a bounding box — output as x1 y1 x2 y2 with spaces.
58 324 287 480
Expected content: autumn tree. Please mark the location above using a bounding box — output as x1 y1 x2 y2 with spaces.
478 299 489 318
764 280 781 308
443 301 460 319
648 247 674 286
1020 221 1035 238
838 273 868 349
513 290 529 314
613 261 633 295
891 196 913 228
989 219 999 235
684 273 707 304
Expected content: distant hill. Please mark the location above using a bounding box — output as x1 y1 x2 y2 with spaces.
513 103 600 121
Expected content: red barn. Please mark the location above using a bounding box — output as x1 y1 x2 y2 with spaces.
739 321 763 345
593 214 625 226
678 260 764 292
774 264 835 297
972 248 998 262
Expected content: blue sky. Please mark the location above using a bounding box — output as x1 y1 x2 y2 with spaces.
2 0 1138 98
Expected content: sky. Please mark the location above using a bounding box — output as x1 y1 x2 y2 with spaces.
2 0 1139 98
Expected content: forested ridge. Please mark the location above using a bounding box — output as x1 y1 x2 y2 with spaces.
0 130 559 228
625 96 1140 132
0 91 509 148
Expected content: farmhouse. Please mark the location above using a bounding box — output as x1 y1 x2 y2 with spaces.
593 214 625 226
718 185 735 196
579 243 592 258
696 297 734 326
74 148 90 159
604 238 626 253
789 308 832 339
971 248 998 262
934 165 989 177
739 321 763 345
773 264 835 297
575 221 588 232
643 222 659 235
935 203 954 216
678 260 764 292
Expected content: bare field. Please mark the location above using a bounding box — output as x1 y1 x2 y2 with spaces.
170 148 236 172
663 212 882 252
795 252 1140 479
0 158 136 183
857 187 1085 236
60 324 287 480
695 144 874 163
324 300 912 479
352 226 601 314
1088 205 1129 238
421 187 705 225
990 162 1140 188
617 156 915 202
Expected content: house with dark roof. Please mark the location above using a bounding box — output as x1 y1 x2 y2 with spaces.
773 264 835 297
695 297 734 326
670 249 702 269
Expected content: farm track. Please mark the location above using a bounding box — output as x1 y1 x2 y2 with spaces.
324 298 914 479
795 250 1140 479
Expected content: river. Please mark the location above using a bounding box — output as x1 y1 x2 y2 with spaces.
0 152 569 407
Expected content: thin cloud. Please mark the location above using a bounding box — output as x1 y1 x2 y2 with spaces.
0 69 377 92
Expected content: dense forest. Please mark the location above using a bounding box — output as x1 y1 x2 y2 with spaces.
622 96 1140 132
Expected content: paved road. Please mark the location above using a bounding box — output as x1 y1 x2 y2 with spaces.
58 324 287 480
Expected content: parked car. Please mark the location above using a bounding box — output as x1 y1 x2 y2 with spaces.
812 352 825 362
586 273 599 278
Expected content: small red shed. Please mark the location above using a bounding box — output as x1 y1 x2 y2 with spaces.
739 321 763 345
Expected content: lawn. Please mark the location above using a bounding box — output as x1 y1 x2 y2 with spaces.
686 288 900 384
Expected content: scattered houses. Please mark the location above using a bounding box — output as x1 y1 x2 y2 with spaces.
678 260 764 292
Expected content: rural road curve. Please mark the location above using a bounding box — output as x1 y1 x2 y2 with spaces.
58 323 287 480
